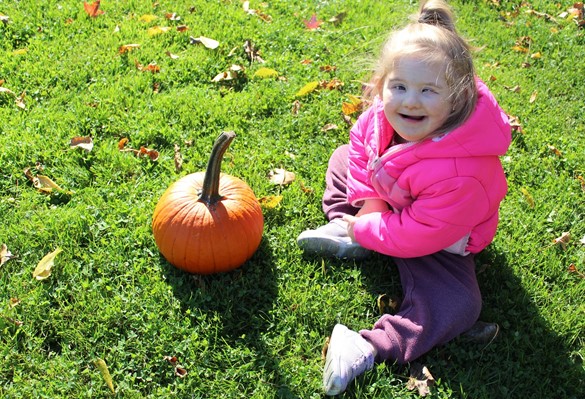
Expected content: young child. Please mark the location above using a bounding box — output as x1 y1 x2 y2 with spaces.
297 0 511 395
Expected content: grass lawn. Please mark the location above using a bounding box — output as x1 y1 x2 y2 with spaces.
0 0 583 397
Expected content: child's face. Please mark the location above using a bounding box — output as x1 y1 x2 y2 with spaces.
381 55 452 142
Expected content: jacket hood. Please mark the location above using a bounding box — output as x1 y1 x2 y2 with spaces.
379 78 511 159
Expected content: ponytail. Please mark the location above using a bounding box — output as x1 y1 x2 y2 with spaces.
417 0 457 33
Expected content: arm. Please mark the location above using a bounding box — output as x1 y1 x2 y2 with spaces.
349 177 489 257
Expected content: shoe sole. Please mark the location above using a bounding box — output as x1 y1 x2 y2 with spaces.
297 236 371 260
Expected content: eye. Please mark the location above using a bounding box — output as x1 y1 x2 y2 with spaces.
422 88 437 94
392 84 406 91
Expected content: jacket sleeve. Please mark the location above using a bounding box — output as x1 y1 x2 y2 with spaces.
346 107 381 206
352 176 490 258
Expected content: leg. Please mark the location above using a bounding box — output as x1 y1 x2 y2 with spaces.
322 144 360 220
297 145 369 259
360 251 482 363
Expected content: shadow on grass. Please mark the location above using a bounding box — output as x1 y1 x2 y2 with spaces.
354 247 585 398
162 238 300 398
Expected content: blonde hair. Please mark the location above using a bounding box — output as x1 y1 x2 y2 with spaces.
366 0 477 134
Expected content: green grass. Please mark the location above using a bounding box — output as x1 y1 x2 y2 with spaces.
0 0 583 397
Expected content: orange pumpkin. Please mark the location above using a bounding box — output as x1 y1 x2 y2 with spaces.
152 131 264 274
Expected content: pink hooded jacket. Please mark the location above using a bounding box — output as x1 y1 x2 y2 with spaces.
347 79 511 258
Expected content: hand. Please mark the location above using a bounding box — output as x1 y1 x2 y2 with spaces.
356 199 389 217
343 214 358 241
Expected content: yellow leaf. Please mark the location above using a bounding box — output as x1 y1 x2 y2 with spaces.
139 14 158 23
34 175 63 193
148 26 171 36
254 67 279 78
33 248 62 280
520 187 535 208
12 48 27 55
295 81 319 97
259 195 283 209
94 358 115 393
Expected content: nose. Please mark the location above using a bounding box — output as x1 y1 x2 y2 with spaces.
403 91 420 108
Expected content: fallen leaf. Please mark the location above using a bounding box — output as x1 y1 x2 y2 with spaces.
268 168 295 185
1 244 15 267
529 90 538 103
253 67 278 79
190 36 219 49
165 12 181 21
321 336 330 362
321 123 338 132
0 87 15 96
291 100 301 115
94 358 115 393
84 1 104 18
70 136 94 152
504 85 521 93
303 14 323 30
406 363 435 396
174 144 183 172
165 51 179 59
548 144 562 157
15 91 26 110
139 14 158 23
553 232 571 249
134 60 160 73
0 14 10 25
580 235 585 245
9 297 21 308
322 78 343 90
176 25 189 32
118 43 140 54
118 137 129 150
329 12 347 26
164 355 187 378
259 195 283 209
520 187 535 208
342 95 365 115
148 26 172 36
295 81 319 97
138 146 159 161
33 248 62 280
568 263 585 279
243 40 265 64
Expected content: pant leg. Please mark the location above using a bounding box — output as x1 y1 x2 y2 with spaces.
360 251 482 364
322 144 360 220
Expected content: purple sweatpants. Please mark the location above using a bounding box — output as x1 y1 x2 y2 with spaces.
323 145 482 364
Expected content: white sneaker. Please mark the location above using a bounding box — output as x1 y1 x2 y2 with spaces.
297 219 371 260
323 324 375 396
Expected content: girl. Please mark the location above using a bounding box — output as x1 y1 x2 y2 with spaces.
296 0 511 395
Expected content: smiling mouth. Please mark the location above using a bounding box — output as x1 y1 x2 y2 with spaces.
400 114 426 121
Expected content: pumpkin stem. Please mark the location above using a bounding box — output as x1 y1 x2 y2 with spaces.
198 131 236 205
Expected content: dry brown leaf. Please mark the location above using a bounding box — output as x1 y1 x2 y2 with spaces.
70 136 94 152
529 90 538 103
165 51 179 59
321 123 338 132
553 232 571 249
1 243 15 267
118 43 140 54
268 168 295 185
406 363 435 396
33 248 62 280
174 144 183 172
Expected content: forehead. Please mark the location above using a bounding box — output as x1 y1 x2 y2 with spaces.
388 54 448 84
